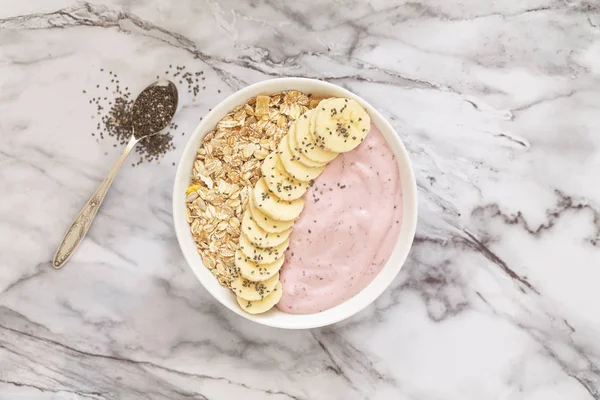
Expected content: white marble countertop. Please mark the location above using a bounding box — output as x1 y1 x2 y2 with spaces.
1 1 600 399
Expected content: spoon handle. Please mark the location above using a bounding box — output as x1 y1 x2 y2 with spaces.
53 137 139 269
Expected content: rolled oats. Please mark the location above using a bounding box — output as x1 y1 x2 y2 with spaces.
185 90 320 288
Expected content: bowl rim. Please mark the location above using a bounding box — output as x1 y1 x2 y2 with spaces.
173 77 417 329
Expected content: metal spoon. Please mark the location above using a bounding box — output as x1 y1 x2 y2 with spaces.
53 79 179 269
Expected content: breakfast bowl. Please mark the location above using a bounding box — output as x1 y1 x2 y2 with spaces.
173 78 417 329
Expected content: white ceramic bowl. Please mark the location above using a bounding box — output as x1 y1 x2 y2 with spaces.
173 78 417 329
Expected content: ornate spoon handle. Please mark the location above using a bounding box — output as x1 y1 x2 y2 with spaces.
53 137 139 269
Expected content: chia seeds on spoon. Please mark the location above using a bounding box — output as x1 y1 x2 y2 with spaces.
132 85 176 138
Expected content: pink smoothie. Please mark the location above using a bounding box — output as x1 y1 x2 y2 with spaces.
277 124 403 314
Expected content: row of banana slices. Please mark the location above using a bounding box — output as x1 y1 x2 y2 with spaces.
231 97 372 314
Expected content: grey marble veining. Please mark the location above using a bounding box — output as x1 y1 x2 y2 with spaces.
1 1 600 399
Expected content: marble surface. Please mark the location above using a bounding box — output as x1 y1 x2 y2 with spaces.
1 0 600 398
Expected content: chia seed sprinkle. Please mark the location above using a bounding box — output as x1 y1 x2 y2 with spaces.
85 64 220 165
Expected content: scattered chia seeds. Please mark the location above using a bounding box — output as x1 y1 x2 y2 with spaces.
85 65 214 165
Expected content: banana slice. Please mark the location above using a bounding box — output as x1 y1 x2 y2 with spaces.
231 272 279 301
241 210 292 248
314 98 371 153
237 281 283 314
248 193 295 233
261 150 310 201
239 232 289 265
316 98 336 107
235 249 284 282
253 178 304 221
294 110 338 164
288 124 328 168
278 134 325 182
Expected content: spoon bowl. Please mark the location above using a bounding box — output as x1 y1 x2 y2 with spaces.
132 78 179 140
